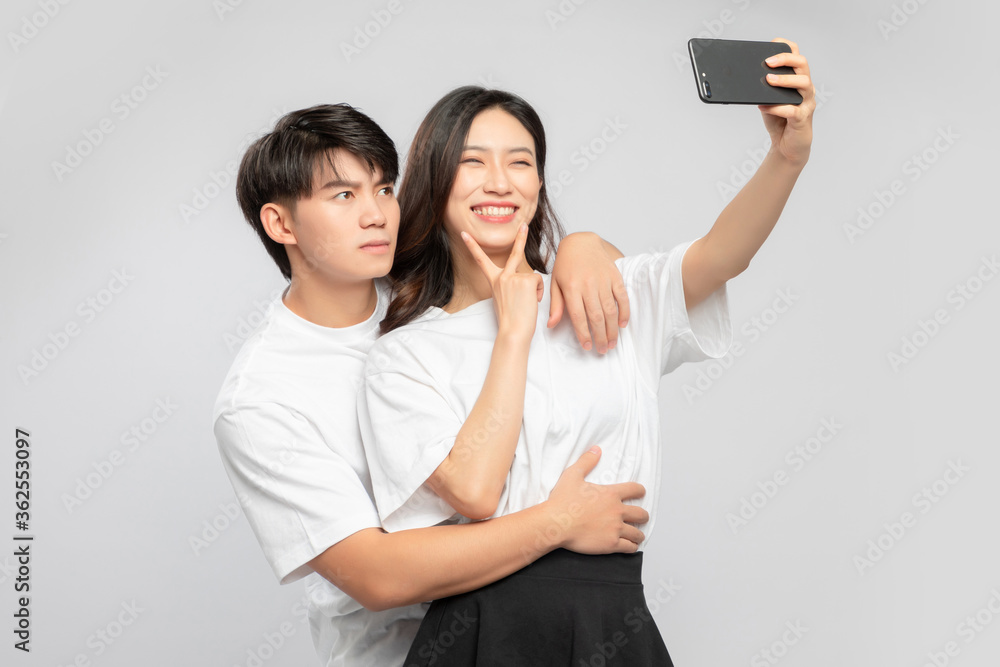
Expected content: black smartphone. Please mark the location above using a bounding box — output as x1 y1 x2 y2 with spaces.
688 38 803 105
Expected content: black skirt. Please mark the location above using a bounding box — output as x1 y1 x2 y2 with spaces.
403 549 674 666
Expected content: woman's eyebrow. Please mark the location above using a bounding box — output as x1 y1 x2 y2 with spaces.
463 145 535 156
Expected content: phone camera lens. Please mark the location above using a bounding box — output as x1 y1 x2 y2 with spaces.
703 81 712 98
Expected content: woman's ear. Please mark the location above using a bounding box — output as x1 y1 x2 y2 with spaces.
260 203 297 247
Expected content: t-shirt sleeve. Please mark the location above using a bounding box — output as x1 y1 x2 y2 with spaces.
617 241 733 385
214 402 381 586
360 346 465 533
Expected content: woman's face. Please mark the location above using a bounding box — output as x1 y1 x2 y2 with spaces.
443 107 542 262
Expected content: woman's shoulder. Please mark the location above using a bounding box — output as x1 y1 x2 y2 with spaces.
367 302 495 373
369 311 440 353
616 243 693 280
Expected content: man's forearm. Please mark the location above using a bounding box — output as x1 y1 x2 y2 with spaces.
309 503 561 611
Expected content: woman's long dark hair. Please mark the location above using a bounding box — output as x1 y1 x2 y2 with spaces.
381 86 564 334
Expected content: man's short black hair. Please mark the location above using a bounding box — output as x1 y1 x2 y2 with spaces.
235 104 399 280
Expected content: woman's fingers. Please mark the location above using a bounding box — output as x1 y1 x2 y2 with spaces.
759 101 811 121
504 223 529 274
771 37 799 55
766 73 813 94
460 230 498 280
765 52 810 76
461 224 530 282
763 46 815 122
765 47 815 106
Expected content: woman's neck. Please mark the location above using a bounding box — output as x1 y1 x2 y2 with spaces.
443 241 533 314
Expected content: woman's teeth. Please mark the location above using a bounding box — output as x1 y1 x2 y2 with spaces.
473 206 515 216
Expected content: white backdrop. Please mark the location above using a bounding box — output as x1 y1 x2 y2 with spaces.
3 1 998 665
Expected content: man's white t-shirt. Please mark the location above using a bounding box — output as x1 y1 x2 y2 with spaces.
361 242 733 542
213 280 425 667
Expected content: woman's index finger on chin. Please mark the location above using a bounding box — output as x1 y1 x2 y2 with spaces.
462 230 497 277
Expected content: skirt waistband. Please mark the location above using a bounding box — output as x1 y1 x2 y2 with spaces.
514 548 644 585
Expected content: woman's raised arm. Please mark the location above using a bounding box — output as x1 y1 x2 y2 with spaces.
425 223 542 519
682 39 816 308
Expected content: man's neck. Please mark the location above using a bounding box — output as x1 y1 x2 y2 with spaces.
283 276 378 329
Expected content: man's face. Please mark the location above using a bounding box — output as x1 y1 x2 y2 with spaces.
286 150 399 285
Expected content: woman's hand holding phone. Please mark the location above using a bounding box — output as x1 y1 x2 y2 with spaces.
679 38 816 307
760 38 815 168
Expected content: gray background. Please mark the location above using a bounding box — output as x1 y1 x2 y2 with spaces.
3 0 998 665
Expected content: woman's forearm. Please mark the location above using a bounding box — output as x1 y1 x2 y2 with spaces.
683 150 805 307
427 329 531 520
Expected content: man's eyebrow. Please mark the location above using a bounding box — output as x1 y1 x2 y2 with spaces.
318 179 360 190
463 145 535 156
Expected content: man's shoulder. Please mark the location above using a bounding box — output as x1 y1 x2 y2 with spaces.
213 309 338 421
212 355 283 428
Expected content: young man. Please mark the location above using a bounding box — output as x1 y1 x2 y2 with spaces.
213 103 645 665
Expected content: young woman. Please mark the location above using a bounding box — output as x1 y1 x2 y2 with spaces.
361 41 815 665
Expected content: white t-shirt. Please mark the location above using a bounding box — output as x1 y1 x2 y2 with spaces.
213 280 426 667
361 242 732 543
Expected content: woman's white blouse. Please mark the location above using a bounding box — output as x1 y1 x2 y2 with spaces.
360 241 733 545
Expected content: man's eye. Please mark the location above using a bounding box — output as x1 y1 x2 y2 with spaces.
378 186 394 196
333 191 353 200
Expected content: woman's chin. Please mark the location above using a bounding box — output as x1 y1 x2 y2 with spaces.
464 227 517 250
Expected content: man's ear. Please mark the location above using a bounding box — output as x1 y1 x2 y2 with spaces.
260 202 297 247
